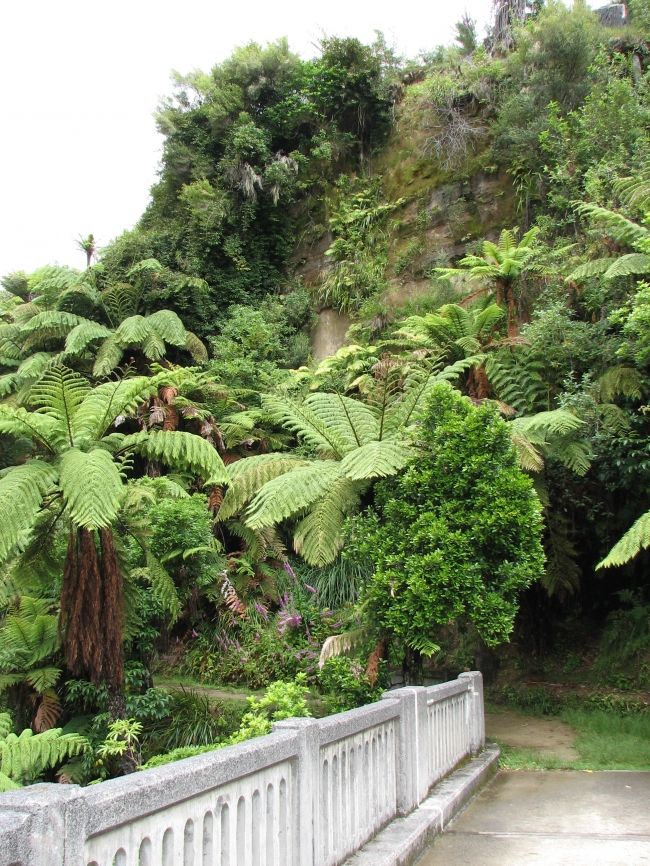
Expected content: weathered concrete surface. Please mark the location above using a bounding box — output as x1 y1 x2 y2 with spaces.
485 709 579 761
344 746 500 866
311 308 350 360
416 770 650 865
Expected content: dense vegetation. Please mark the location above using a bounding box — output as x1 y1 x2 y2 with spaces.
1 1 649 786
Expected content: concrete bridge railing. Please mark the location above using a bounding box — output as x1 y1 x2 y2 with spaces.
0 672 485 866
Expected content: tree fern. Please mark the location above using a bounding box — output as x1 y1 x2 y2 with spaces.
339 439 414 480
246 462 345 530
118 429 228 485
262 395 349 457
59 448 125 529
597 511 650 569
218 454 310 521
293 477 362 566
0 463 58 563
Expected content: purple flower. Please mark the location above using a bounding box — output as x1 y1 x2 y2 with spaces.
283 561 296 579
254 602 269 621
304 584 318 594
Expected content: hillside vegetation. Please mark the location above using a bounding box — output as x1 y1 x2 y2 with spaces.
1 0 649 784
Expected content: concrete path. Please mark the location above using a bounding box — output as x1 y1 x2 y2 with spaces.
416 770 650 865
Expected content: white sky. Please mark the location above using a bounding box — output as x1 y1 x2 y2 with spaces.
0 0 592 276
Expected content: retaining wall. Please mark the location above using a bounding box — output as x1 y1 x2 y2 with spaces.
0 672 485 866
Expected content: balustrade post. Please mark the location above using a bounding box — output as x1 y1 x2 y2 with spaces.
0 783 82 866
459 671 485 753
381 687 429 814
273 717 320 866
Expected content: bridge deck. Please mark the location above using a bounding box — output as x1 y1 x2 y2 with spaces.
416 769 650 865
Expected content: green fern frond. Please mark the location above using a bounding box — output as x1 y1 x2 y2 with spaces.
597 510 650 569
567 259 613 280
0 406 59 452
185 331 208 364
24 667 61 693
340 439 413 480
59 448 125 529
304 393 380 449
30 366 90 433
604 253 650 279
509 432 545 472
119 429 229 485
262 395 349 458
293 477 362 565
64 321 112 355
144 553 182 621
615 171 650 212
246 461 345 530
595 366 643 402
91 334 124 377
218 454 310 521
0 463 58 563
574 202 649 246
0 718 88 786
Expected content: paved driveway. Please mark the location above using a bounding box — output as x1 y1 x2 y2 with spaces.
416 770 650 865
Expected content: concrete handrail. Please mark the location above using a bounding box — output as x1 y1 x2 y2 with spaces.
0 673 485 866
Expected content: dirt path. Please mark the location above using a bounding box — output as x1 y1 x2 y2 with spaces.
485 708 579 761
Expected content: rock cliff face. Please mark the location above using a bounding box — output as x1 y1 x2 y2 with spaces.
294 92 517 357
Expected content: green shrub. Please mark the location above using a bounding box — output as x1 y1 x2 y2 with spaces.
318 657 386 714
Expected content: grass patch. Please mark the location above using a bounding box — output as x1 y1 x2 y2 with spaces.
561 709 650 770
495 708 650 771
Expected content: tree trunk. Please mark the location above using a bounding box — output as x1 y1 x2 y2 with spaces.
506 286 519 338
60 528 124 691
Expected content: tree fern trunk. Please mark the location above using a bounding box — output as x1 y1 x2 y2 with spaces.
60 527 124 691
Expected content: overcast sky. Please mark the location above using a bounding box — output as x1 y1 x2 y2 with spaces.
0 1 591 276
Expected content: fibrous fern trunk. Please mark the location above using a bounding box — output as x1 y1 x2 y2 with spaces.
60 527 124 691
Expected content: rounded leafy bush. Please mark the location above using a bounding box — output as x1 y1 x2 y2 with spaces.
356 384 545 655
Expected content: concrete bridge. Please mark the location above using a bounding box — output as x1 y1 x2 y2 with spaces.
0 672 498 866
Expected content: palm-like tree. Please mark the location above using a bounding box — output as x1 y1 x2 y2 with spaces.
217 357 479 566
436 228 541 337
0 262 207 399
396 303 506 399
0 366 228 694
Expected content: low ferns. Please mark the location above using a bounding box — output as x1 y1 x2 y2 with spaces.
0 713 88 791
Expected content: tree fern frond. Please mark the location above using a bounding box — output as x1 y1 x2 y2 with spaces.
218 454 310 521
246 462 344 529
0 463 57 563
567 258 614 280
92 334 124 377
595 366 643 402
293 477 361 565
509 432 545 472
59 448 125 529
604 253 650 280
30 366 90 435
615 171 650 212
261 395 349 458
304 393 380 449
144 553 182 621
64 321 112 355
0 719 88 786
340 439 414 480
0 406 58 452
574 202 649 246
318 627 369 667
185 330 208 364
119 429 229 484
145 310 188 347
597 510 650 569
